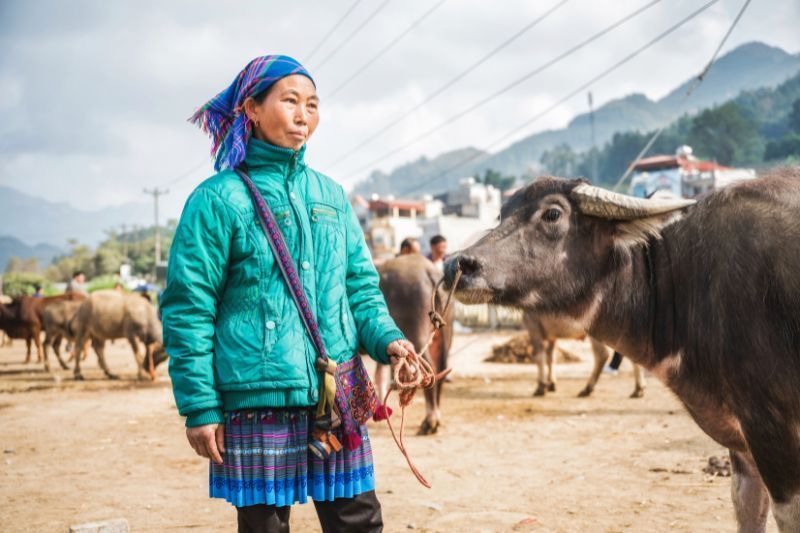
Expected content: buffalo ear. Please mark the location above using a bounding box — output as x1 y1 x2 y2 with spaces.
612 212 684 247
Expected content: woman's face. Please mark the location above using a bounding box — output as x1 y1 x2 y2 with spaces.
245 75 319 151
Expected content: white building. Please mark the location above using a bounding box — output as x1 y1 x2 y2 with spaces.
629 146 756 199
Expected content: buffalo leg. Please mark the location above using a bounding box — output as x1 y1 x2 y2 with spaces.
72 329 90 380
33 330 43 364
578 337 609 397
24 337 32 363
41 331 52 372
773 492 800 532
532 337 548 397
419 331 444 435
730 450 770 533
545 340 557 392
630 363 646 398
53 336 69 370
373 362 388 402
92 338 118 380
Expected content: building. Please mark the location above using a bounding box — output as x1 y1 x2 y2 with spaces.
420 178 502 253
629 146 756 198
363 196 426 258
359 178 503 259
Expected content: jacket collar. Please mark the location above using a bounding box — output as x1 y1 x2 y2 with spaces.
243 138 306 173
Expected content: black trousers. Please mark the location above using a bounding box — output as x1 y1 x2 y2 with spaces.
236 490 383 533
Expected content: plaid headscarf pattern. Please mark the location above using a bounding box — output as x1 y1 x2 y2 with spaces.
190 55 315 171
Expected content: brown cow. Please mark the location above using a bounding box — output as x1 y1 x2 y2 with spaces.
0 296 44 366
523 311 646 398
377 254 454 435
445 170 800 531
70 290 167 380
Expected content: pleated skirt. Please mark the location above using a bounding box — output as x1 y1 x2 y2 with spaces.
209 408 375 507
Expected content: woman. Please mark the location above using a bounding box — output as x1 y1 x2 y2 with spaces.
161 55 416 533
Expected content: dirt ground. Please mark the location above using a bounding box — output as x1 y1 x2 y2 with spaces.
0 331 778 532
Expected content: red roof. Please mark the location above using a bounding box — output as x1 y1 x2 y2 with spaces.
368 199 425 212
633 155 731 172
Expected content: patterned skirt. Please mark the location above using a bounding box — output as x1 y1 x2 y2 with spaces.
209 408 375 507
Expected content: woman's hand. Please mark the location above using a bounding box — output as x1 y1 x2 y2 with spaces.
387 338 416 364
186 423 225 465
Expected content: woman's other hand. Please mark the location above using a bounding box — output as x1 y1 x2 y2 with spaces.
186 423 225 464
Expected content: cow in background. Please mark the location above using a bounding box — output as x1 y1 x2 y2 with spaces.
378 254 454 435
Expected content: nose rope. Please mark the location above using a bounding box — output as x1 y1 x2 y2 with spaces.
382 267 461 488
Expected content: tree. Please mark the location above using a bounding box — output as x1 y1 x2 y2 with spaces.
764 133 800 161
687 102 763 165
475 169 517 192
789 98 800 134
539 144 579 178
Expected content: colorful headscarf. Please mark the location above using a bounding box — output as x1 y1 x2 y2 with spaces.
190 55 315 171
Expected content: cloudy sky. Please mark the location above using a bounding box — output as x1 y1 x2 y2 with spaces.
1 0 798 220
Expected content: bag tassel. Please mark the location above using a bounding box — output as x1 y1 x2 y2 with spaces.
372 403 393 421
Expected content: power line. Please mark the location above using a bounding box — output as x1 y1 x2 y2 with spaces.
325 0 573 168
612 0 753 191
398 0 720 197
314 0 392 72
163 159 210 187
339 0 661 180
305 0 363 63
325 0 447 100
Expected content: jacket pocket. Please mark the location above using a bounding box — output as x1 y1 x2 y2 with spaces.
263 316 278 355
214 298 266 385
310 205 339 224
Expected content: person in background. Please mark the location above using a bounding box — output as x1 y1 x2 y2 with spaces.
32 285 44 298
66 271 87 295
398 237 421 256
427 234 448 270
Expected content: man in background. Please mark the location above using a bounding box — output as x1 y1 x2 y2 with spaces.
427 235 448 271
66 271 87 295
398 237 421 256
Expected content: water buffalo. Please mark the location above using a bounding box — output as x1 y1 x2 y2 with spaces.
444 169 800 532
70 290 168 380
378 254 454 435
0 296 44 366
41 299 88 371
522 311 645 398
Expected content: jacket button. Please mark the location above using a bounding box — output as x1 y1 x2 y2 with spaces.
311 390 318 401
266 321 276 330
289 192 297 200
301 261 311 271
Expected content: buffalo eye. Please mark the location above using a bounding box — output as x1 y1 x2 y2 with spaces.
542 208 561 222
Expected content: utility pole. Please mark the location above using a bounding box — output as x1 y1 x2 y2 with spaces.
143 187 169 278
120 223 129 262
587 91 598 183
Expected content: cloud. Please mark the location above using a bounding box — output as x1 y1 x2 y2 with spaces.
0 0 798 220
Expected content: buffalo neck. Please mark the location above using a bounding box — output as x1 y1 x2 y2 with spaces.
588 233 680 370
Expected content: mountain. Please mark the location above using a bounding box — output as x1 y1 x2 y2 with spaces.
0 185 152 249
0 236 63 272
354 42 800 198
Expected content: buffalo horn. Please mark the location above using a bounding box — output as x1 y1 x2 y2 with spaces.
571 184 696 221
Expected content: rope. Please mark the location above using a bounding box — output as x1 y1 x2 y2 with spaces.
382 268 461 488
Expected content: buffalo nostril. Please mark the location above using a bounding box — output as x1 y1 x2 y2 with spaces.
457 254 482 276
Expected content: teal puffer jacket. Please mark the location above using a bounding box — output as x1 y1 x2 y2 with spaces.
161 139 404 427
